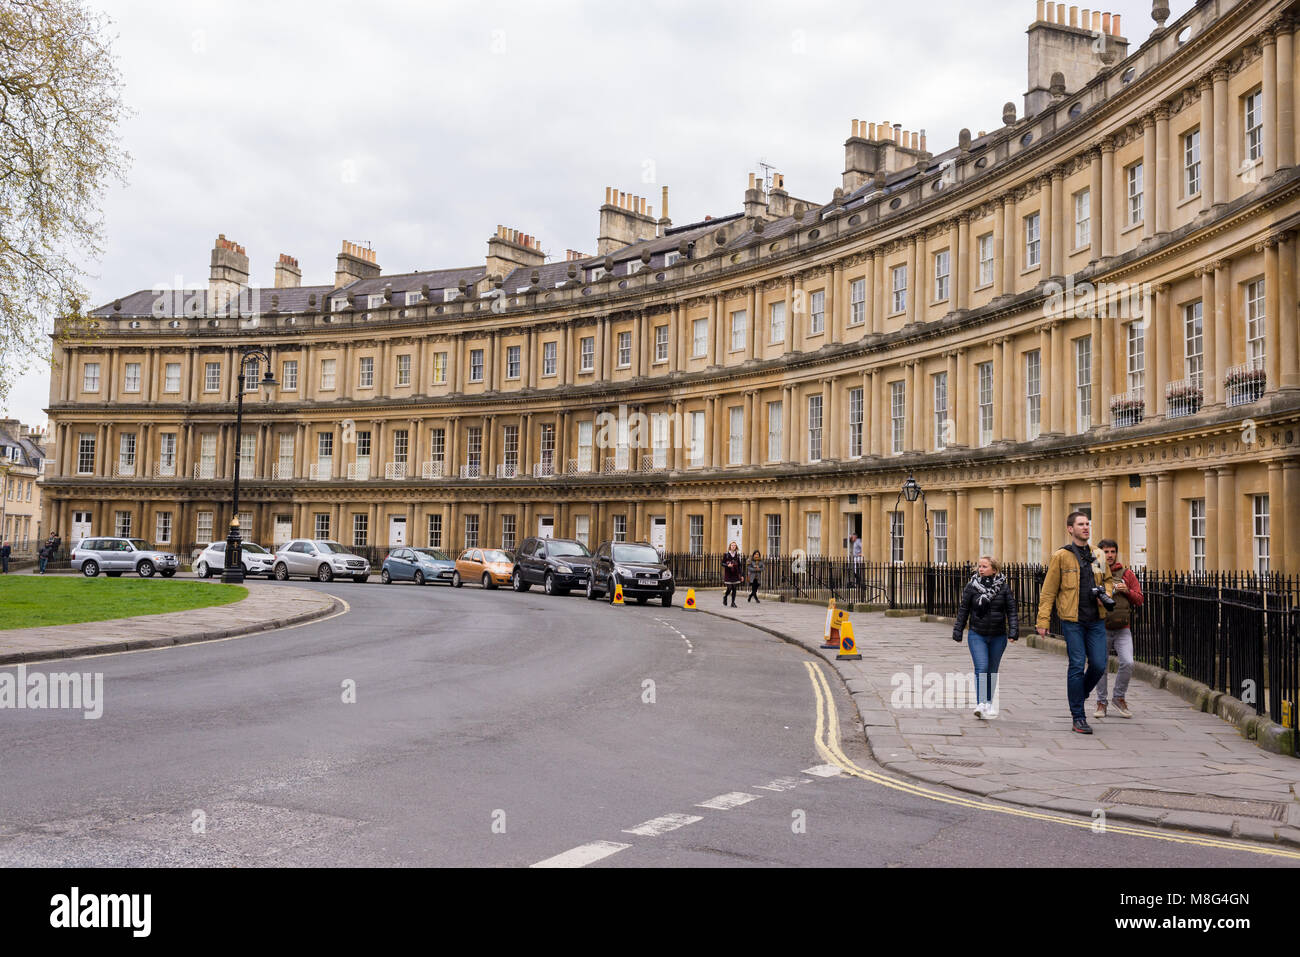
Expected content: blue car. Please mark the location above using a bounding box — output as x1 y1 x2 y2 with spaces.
380 546 456 585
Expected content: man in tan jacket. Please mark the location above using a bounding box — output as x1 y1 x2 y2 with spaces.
1035 511 1114 735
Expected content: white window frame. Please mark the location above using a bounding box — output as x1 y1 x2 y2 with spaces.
806 394 823 462
809 290 826 335
1075 336 1092 432
1127 162 1144 225
616 332 631 369
1026 505 1042 564
933 372 948 451
1126 322 1146 393
543 341 558 376
506 344 521 379
891 265 907 314
1245 88 1264 163
1190 498 1206 573
977 233 995 287
319 358 336 391
123 362 141 393
978 508 994 557
396 353 411 386
890 381 905 455
1252 494 1269 573
1025 349 1042 440
728 406 744 465
470 349 484 383
932 509 949 564
204 362 221 392
164 362 181 393
978 361 994 447
848 279 865 327
1024 212 1041 268
767 401 783 463
358 356 374 389
433 352 448 385
933 249 950 302
653 326 668 363
1185 301 1204 384
848 387 863 458
692 318 708 358
1074 188 1091 249
281 359 298 391
769 301 786 344
1245 278 1266 366
730 310 747 352
1184 128 1201 197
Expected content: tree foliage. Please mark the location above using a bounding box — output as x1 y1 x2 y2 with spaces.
0 0 129 402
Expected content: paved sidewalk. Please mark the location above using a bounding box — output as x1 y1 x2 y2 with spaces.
702 594 1300 845
0 582 342 664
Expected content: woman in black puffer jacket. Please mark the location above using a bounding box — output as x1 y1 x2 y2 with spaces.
952 555 1019 719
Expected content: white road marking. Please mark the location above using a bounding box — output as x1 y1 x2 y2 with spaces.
754 776 809 792
530 840 631 868
654 617 693 654
621 813 703 836
802 764 846 778
696 792 760 811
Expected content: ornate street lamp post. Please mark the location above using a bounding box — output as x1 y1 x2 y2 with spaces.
890 472 932 609
223 348 277 583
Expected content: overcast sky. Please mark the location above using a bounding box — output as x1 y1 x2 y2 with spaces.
5 0 1173 430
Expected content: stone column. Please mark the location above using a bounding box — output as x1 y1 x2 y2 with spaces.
1088 148 1103 261
1155 104 1171 234
1051 322 1066 434
1157 472 1175 569
991 197 1006 298
1263 29 1278 178
992 340 1005 442
954 488 969 562
746 286 758 360
1141 114 1156 240
1100 140 1117 257
1003 194 1018 294
1154 283 1170 417
1143 473 1160 569
1263 238 1282 390
906 234 919 323
1280 232 1299 389
1142 285 1159 416
1198 77 1215 211
873 248 886 331
1198 266 1217 404
781 386 793 462
1050 167 1065 277
1283 460 1300 574
1102 476 1119 551
829 263 843 342
1039 175 1053 284
953 349 968 447
955 215 970 311
1050 483 1065 543
1213 66 1230 204
870 372 884 456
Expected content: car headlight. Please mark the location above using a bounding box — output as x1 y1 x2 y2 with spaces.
662 569 672 580
556 563 573 573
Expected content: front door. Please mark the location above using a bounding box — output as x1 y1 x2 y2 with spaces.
389 515 407 547
274 515 293 550
71 511 92 542
726 515 743 553
650 516 666 551
1129 504 1147 569
538 516 554 539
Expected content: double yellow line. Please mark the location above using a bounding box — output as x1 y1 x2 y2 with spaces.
803 660 1300 860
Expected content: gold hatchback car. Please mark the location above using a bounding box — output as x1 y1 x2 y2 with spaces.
453 548 514 589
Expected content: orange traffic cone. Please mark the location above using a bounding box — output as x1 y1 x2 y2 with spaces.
613 583 625 605
684 588 697 610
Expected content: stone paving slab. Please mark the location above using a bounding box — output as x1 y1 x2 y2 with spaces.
701 596 1300 847
0 582 341 664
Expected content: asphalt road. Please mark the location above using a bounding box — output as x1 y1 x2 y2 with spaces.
0 579 1292 868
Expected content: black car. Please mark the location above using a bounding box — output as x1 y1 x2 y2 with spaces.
511 537 592 595
585 541 674 606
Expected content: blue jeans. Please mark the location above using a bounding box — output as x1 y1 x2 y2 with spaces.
1062 619 1108 720
38 556 48 574
968 631 1008 704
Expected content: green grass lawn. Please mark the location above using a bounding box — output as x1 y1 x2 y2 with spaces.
0 576 248 630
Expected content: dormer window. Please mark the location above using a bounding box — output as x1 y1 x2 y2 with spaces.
405 290 422 305
367 294 384 309
587 267 606 283
443 288 459 303
665 252 681 267
330 298 348 312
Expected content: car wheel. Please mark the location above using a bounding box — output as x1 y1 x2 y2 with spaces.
317 564 333 582
544 573 556 596
137 560 155 578
414 570 425 586
662 593 673 607
512 570 530 592
452 571 462 588
381 568 392 584
586 576 598 600
196 561 209 579
482 572 494 590
608 578 616 604
274 563 289 581
82 560 99 577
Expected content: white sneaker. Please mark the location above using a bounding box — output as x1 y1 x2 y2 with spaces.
973 702 986 719
984 700 999 719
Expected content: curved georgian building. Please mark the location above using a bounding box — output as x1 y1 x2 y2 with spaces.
46 0 1300 573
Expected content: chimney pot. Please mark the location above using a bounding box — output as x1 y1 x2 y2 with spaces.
1036 0 1045 20
1112 13 1120 34
1069 4 1078 27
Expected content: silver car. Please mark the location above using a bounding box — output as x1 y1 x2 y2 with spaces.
194 541 276 579
71 537 180 578
273 539 371 583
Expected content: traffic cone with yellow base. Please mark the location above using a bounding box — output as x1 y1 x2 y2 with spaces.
836 619 862 661
613 583 625 605
684 588 697 610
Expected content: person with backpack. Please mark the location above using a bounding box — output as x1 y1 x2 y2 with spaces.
1035 511 1115 735
952 555 1018 719
1094 538 1143 719
746 550 763 603
721 541 743 608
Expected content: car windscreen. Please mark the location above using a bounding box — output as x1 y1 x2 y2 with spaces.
549 541 590 558
316 541 348 554
415 548 451 562
612 544 660 564
482 550 511 564
241 543 269 554
128 539 151 551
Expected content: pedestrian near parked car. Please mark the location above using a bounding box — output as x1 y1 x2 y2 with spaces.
37 539 51 574
746 550 763 603
721 542 743 607
0 541 10 574
1094 539 1143 720
952 555 1018 719
1035 511 1115 735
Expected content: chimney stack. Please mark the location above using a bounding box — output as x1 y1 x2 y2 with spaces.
487 224 545 280
597 185 659 255
274 253 301 289
1025 3 1128 117
334 240 381 289
209 233 250 312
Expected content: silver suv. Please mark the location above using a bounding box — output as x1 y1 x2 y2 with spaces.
273 539 371 583
194 541 276 579
71 538 180 578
